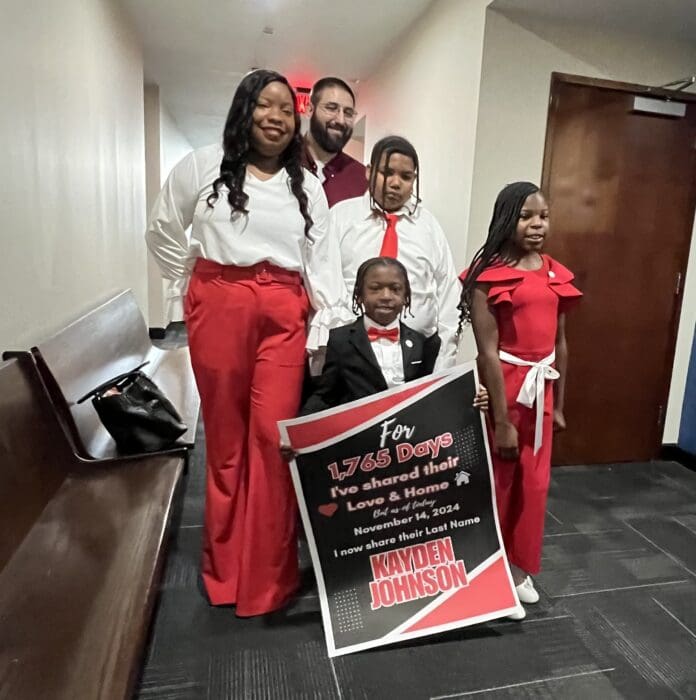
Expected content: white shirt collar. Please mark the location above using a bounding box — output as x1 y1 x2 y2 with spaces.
360 191 421 222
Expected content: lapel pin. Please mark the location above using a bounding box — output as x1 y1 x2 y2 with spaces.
548 270 556 278
405 339 413 348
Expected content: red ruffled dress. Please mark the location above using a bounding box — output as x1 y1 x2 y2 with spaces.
463 254 582 574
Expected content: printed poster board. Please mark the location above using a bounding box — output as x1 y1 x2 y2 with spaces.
279 364 520 656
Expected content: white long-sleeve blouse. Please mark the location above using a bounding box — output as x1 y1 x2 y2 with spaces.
145 143 352 349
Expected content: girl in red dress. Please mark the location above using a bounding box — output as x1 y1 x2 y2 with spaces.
459 182 581 620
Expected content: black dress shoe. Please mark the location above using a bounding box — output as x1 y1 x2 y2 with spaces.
297 567 317 597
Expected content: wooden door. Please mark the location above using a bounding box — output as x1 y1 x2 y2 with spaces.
541 74 696 464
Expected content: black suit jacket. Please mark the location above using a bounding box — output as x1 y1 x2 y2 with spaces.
301 318 441 415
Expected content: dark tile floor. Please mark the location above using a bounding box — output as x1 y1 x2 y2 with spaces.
135 448 696 699
138 331 696 698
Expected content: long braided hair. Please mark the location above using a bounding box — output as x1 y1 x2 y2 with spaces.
458 181 541 328
368 136 421 217
206 69 313 236
352 257 412 317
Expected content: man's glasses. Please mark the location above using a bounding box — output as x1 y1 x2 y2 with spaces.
319 102 357 120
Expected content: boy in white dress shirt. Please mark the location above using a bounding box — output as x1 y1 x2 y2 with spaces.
329 136 461 370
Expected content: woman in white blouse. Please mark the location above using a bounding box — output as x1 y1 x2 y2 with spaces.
146 69 349 617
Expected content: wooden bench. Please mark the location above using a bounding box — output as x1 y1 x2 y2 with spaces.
0 355 184 699
15 290 199 460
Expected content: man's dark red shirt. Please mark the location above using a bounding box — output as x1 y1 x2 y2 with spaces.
302 144 367 208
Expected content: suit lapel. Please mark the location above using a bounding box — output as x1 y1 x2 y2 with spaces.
400 323 419 380
349 321 387 388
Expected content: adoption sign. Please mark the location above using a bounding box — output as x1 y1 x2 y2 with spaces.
278 364 519 656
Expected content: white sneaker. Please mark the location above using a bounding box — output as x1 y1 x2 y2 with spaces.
506 605 526 620
516 576 540 604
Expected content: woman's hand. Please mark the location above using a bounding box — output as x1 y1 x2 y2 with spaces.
553 409 566 433
473 385 489 412
494 421 519 461
280 443 297 462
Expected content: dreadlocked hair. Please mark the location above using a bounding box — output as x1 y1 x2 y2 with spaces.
368 135 421 218
457 181 541 331
206 69 313 236
352 257 412 317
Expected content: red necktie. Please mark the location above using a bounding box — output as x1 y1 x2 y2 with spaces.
367 326 399 343
379 213 399 258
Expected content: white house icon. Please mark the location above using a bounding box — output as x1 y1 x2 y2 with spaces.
455 470 471 486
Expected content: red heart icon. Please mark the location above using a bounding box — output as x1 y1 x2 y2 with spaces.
318 503 338 517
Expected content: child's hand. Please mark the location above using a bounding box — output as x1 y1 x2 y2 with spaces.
473 385 489 412
280 443 297 462
494 421 519 461
553 409 566 433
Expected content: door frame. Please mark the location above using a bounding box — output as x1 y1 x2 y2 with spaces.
540 72 696 459
542 72 696 191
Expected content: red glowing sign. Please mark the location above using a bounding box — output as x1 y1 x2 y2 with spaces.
295 87 311 115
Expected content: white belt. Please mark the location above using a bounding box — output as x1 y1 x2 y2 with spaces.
499 350 559 455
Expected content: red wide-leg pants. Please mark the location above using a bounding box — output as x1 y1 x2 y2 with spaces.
185 259 309 616
490 362 554 575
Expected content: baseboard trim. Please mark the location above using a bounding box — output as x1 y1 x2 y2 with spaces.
149 327 166 340
660 444 696 471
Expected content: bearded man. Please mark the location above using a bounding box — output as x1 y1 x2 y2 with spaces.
302 77 367 207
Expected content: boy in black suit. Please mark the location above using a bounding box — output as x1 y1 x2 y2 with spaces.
299 257 487 415
301 256 436 413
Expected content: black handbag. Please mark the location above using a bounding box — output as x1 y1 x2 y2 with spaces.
77 362 187 453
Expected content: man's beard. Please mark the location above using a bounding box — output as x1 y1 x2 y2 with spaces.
309 114 353 154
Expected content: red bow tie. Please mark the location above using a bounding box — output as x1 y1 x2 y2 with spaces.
367 326 399 343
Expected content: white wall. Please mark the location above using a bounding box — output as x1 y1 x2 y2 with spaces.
359 0 491 270
144 85 192 327
157 100 193 323
469 9 696 441
159 104 194 184
342 114 366 164
359 4 696 439
144 85 166 328
468 10 696 262
467 11 603 264
343 136 365 164
0 0 147 349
